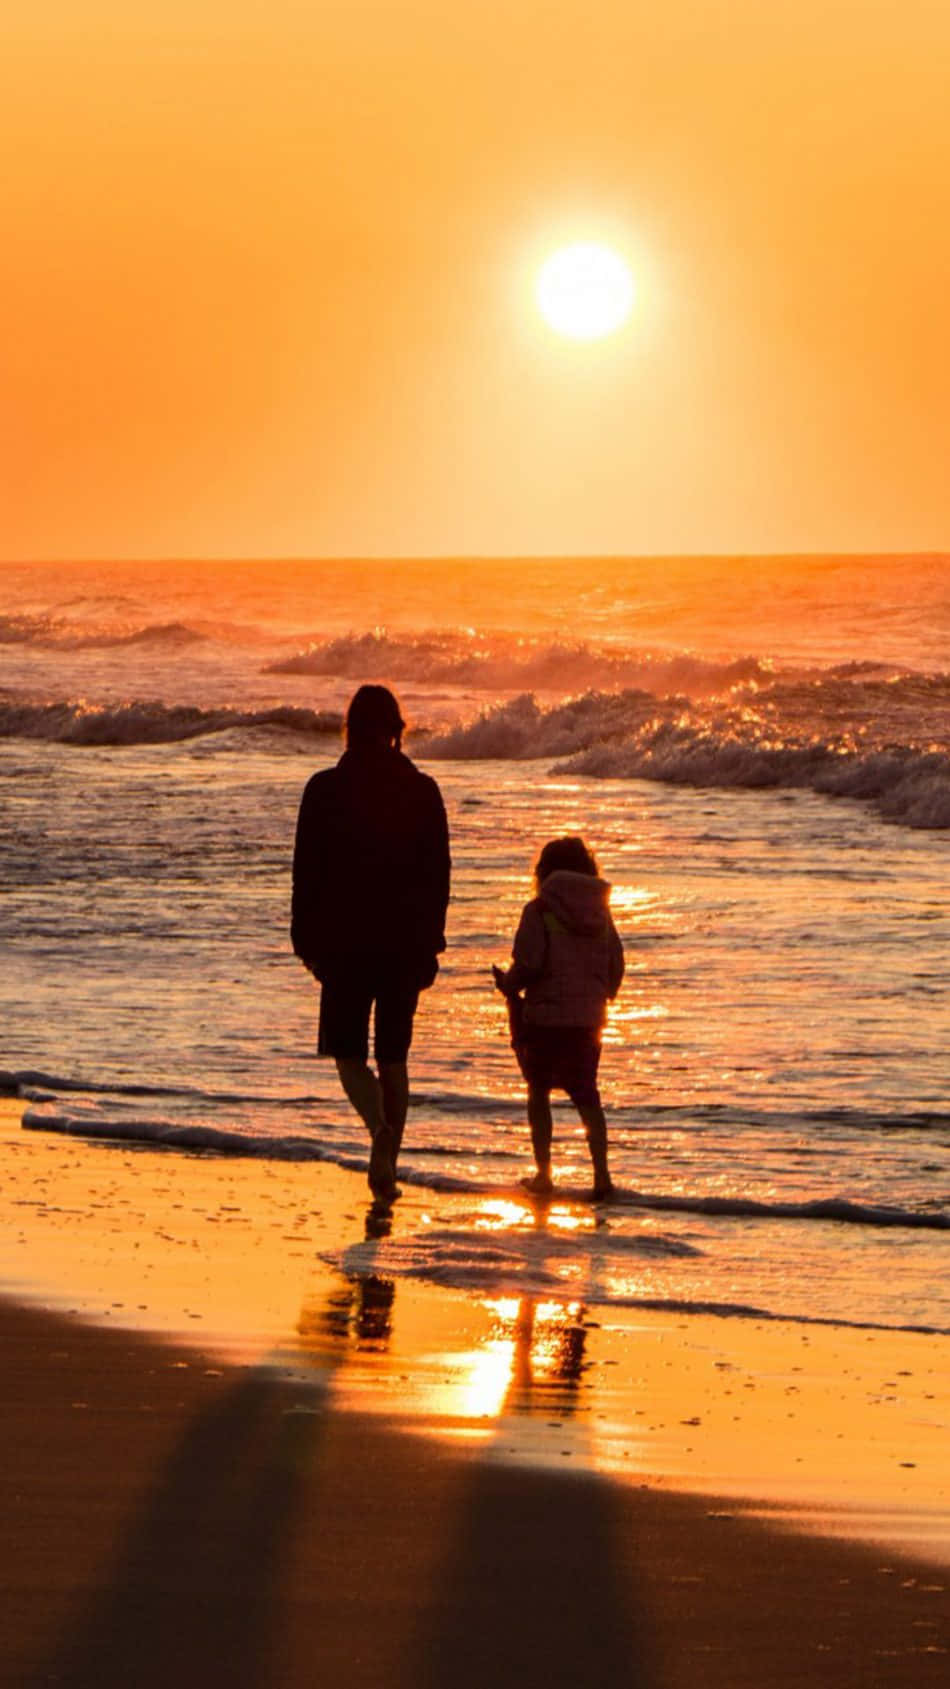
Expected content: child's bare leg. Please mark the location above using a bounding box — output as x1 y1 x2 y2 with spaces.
578 1101 614 1198
523 1086 554 1193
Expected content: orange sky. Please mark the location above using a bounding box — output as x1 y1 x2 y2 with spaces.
3 2 950 558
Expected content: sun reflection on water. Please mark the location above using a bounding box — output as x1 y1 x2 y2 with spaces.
608 884 657 918
474 1199 532 1232
473 1197 595 1235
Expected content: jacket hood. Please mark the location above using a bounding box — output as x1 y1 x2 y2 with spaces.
539 869 611 936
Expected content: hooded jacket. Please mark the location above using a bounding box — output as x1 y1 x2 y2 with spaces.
507 869 624 1028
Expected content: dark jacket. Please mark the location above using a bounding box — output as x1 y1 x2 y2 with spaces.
291 747 450 983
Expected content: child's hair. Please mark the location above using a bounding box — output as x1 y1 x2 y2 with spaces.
534 835 599 888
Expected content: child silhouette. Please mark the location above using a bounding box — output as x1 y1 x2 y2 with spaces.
493 836 624 1200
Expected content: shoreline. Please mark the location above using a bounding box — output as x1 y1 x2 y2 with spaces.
3 1097 948 1569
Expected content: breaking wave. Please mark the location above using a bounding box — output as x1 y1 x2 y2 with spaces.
420 683 950 829
0 700 342 746
556 736 950 830
4 609 948 825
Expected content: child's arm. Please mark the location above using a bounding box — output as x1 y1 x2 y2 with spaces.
492 902 547 995
492 958 537 996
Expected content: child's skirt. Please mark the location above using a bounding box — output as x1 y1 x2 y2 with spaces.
509 1006 602 1110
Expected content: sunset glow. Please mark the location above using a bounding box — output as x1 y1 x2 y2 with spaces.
3 6 949 556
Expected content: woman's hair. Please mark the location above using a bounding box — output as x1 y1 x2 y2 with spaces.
534 835 599 887
345 684 406 750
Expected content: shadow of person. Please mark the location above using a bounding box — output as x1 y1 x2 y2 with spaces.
45 1194 401 1689
292 1250 652 1688
46 1365 326 1689
400 1412 653 1689
397 1281 653 1689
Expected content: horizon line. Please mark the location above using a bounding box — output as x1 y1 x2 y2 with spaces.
4 549 948 566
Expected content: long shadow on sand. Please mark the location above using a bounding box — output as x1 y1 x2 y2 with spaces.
45 1366 325 1689
29 1207 949 1689
394 1290 654 1689
400 1444 654 1689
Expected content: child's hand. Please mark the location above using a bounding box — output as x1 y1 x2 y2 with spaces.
491 964 510 995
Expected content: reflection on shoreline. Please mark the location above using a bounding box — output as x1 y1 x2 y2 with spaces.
298 1273 396 1356
298 1201 398 1356
474 1296 589 1420
299 1282 591 1428
298 1194 599 1433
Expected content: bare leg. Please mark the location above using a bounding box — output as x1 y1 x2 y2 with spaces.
336 1059 395 1199
378 1062 409 1165
335 1058 386 1135
523 1086 554 1193
578 1102 614 1198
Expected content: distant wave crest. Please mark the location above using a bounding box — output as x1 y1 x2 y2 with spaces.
265 627 770 697
0 613 209 651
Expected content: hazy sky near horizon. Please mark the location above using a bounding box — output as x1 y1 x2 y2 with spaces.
4 3 950 559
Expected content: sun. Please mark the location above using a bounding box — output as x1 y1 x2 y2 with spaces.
535 242 634 341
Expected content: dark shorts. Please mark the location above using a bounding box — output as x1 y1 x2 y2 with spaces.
517 1024 602 1108
318 964 420 1064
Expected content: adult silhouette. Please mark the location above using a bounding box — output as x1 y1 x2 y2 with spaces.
291 685 450 1199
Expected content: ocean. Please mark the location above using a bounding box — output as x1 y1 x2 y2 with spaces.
1 556 948 1336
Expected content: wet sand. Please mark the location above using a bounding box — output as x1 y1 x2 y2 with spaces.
1 1098 948 1685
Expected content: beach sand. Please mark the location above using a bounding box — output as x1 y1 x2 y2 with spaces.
2 1097 947 1686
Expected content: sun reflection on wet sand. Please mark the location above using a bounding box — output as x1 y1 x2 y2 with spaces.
296 1243 950 1559
453 1305 518 1421
409 1292 596 1434
279 1180 948 1559
292 1188 625 1475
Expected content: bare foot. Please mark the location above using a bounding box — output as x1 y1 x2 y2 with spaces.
591 1179 616 1202
368 1126 396 1200
520 1172 554 1196
365 1202 393 1240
